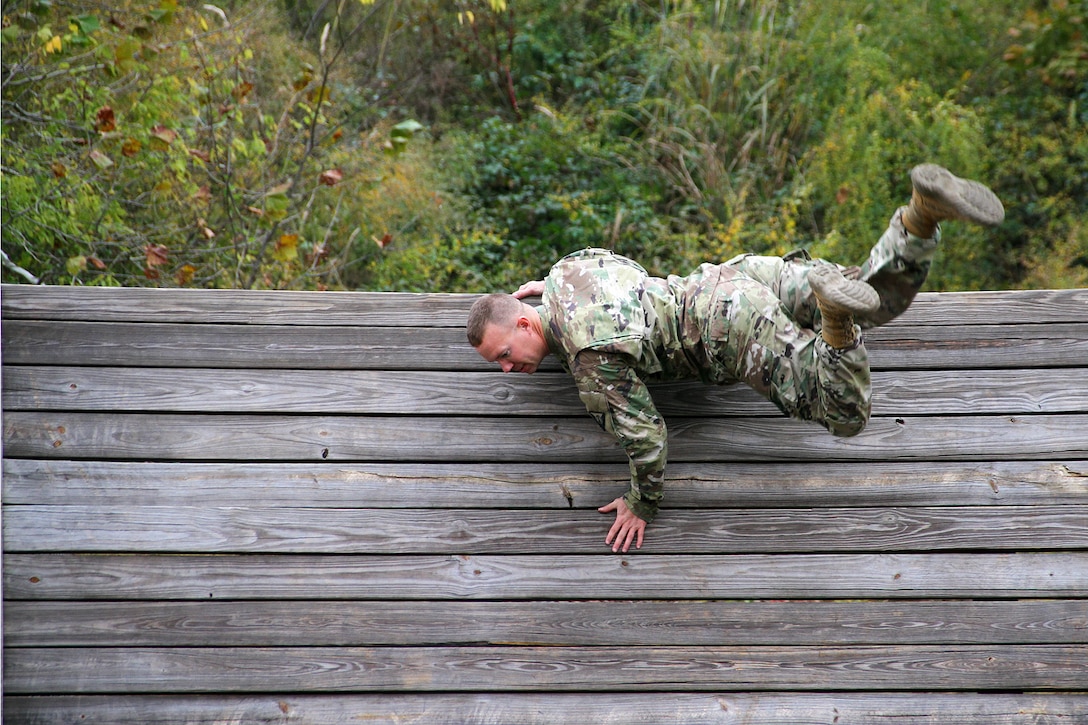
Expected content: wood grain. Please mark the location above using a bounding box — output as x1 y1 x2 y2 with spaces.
5 553 1085 600
5 505 1086 554
5 645 1086 694
6 366 1086 416
6 599 1084 647
4 319 1087 370
5 284 1087 716
6 458 1086 507
6 693 1086 725
5 411 1087 462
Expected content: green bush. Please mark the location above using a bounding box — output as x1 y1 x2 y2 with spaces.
799 54 997 289
1 1 393 289
463 113 667 270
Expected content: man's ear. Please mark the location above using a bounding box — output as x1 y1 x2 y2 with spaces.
516 315 532 331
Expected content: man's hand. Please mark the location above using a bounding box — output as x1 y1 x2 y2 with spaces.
512 280 545 299
598 497 647 552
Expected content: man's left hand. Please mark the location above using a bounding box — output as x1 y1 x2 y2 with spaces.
512 280 545 299
598 497 646 552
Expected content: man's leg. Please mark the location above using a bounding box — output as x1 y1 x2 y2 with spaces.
709 274 873 437
851 207 935 327
728 164 1004 330
724 252 821 328
857 164 1004 327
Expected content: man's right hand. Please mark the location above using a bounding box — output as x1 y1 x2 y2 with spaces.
512 280 545 299
598 497 647 553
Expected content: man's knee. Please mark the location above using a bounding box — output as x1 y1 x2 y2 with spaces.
815 341 872 437
825 407 870 437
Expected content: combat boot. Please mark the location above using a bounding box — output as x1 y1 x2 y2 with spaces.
901 164 1005 239
809 265 880 349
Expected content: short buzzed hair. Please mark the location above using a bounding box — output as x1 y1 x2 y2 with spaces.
467 293 523 347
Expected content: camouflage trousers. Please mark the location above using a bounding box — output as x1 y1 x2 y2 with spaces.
718 207 937 437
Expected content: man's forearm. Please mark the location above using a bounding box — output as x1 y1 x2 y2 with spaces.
622 446 667 522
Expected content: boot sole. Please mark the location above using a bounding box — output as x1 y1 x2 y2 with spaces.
809 265 880 314
910 164 1005 226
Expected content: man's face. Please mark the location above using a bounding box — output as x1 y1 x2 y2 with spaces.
474 318 547 374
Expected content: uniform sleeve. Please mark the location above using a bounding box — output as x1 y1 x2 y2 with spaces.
570 349 667 523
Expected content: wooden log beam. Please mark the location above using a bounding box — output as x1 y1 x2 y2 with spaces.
4 319 1087 370
5 284 1086 326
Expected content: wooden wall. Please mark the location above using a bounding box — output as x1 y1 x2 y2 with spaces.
3 284 1087 723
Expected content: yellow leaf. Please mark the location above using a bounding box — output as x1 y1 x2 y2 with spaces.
199 15 208 32
176 264 196 285
273 234 300 262
44 35 62 54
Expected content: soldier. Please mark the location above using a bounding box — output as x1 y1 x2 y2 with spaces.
467 164 1004 552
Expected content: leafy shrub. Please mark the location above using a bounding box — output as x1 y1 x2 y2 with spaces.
365 229 525 292
799 49 997 289
462 113 666 270
1 0 398 288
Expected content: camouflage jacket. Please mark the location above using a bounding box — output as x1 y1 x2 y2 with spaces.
538 248 742 522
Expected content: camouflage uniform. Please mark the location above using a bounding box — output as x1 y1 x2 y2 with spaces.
538 208 938 522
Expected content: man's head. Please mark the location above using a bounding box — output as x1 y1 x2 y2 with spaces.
467 293 550 374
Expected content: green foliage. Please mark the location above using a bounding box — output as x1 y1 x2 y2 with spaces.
1 0 424 288
366 229 525 292
611 0 803 219
988 0 1088 288
3 0 1084 291
464 114 664 264
775 0 1085 290
800 57 997 288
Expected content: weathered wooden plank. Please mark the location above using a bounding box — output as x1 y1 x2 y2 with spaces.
5 319 1087 370
4 411 1086 462
887 288 1088 326
864 322 1088 370
0 320 485 370
0 285 477 326
7 599 1084 647
6 505 1086 554
5 553 1085 600
6 366 1086 417
6 459 1085 508
5 644 1086 693
6 693 1086 725
0 368 587 415
4 284 1085 326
